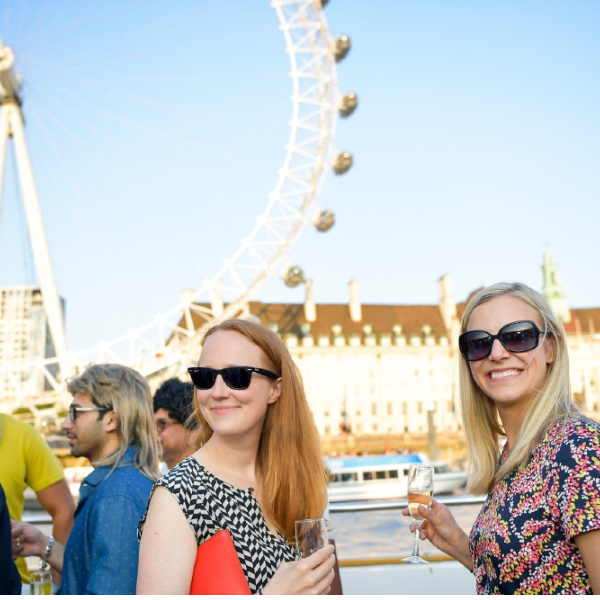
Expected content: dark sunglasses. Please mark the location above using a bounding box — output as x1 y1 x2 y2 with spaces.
187 366 279 390
68 405 112 421
459 320 549 362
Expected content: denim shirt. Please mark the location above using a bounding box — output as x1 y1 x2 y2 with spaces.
60 446 155 595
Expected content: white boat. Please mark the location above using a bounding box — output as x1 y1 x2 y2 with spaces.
325 454 467 503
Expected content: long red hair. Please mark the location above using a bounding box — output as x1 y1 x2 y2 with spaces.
192 319 328 540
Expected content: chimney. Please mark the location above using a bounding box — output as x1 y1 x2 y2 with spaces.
438 273 459 342
211 278 223 317
349 279 362 322
180 288 196 333
304 279 317 322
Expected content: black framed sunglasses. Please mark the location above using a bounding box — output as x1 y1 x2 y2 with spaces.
187 366 279 390
68 405 112 421
459 320 549 362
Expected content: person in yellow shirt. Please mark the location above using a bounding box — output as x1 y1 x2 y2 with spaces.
0 413 74 584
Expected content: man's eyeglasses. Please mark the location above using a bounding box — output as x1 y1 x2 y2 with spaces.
155 418 180 433
458 320 549 362
68 405 113 421
187 366 279 390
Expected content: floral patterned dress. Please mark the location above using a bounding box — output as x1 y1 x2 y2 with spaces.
470 413 600 594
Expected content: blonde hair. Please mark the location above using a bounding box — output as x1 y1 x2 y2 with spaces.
193 319 328 541
67 364 159 481
459 282 575 494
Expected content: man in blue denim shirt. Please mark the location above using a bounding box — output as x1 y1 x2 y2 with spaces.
11 364 159 594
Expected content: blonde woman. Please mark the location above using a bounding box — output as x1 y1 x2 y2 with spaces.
405 282 600 594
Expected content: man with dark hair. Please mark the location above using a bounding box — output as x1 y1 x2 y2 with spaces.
153 378 197 471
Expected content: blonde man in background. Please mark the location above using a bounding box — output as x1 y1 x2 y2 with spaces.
12 364 159 595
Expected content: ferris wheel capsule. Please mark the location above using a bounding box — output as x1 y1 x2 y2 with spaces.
339 93 358 118
284 266 305 287
333 152 353 175
314 209 335 232
333 35 351 62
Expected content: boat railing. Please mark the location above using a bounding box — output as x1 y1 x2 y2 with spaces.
24 497 481 594
329 493 486 513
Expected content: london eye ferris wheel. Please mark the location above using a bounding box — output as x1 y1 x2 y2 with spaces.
0 0 357 407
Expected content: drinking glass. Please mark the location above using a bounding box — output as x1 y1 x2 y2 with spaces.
403 464 434 564
295 518 328 558
30 564 53 595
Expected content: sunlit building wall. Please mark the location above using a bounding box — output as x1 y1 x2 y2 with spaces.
239 272 600 438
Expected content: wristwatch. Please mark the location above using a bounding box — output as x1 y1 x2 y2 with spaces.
44 534 54 560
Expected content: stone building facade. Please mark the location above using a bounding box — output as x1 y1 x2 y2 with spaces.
237 267 600 441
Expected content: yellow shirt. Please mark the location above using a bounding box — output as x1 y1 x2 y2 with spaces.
0 413 65 583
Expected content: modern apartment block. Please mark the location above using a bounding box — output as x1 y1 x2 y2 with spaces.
0 286 61 401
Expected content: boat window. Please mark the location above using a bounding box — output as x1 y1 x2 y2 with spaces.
389 470 398 478
363 472 374 481
332 472 358 483
375 470 387 480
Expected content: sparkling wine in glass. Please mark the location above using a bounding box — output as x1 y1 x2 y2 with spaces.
403 464 434 564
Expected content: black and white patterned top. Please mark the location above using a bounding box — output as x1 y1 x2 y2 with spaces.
138 455 296 593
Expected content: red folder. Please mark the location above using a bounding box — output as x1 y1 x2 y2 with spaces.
190 529 251 595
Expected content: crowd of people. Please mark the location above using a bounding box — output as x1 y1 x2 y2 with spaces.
3 282 600 595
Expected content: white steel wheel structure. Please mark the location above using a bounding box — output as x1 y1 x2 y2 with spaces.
0 0 353 407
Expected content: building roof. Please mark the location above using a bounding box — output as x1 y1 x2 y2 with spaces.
180 293 600 342
247 301 447 338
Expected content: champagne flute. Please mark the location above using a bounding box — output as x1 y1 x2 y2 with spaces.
295 518 328 558
403 464 434 564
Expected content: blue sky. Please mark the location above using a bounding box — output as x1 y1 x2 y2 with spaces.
0 0 599 351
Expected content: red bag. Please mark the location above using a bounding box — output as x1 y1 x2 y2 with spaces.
190 529 251 595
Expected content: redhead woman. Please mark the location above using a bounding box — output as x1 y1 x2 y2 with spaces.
137 319 334 595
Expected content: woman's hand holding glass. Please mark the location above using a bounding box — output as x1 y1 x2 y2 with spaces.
261 545 335 595
403 465 434 564
295 518 328 558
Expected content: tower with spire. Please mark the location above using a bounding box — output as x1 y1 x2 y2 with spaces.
542 250 571 323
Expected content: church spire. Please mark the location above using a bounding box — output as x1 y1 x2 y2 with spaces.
541 250 571 323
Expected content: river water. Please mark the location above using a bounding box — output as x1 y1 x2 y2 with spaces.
328 498 483 560
25 497 483 564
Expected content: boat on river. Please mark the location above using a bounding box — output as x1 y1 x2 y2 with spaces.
326 453 467 503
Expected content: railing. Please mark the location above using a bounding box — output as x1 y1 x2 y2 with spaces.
329 493 486 513
24 497 481 594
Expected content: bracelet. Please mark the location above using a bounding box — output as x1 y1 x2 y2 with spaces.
44 534 54 560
